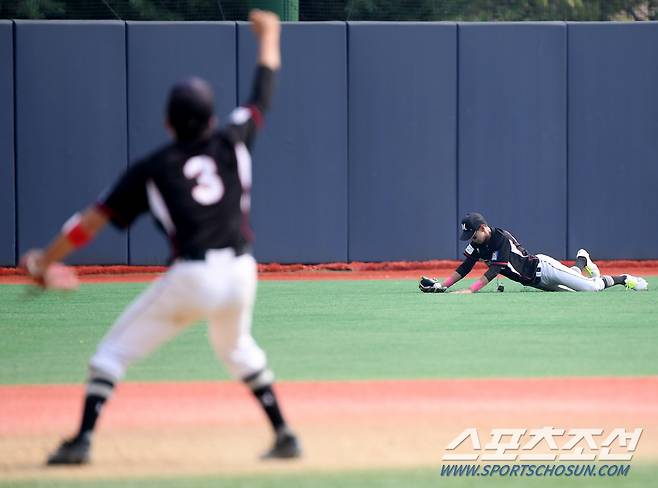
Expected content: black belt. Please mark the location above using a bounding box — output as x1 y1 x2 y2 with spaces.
178 244 251 261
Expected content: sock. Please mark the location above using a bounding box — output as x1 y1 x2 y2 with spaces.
575 256 587 271
76 377 114 440
252 385 287 434
244 369 287 434
602 275 626 288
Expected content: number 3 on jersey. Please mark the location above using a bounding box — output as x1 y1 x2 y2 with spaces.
183 155 224 205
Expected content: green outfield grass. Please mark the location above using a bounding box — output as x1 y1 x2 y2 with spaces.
0 278 656 384
1 465 657 488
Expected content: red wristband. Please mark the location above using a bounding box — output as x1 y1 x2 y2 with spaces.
469 280 485 293
62 213 91 248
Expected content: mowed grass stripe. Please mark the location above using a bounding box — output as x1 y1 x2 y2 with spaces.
0 278 656 384
1 465 657 488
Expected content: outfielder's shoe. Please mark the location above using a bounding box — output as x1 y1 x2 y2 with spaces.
46 435 91 465
577 249 600 278
260 428 302 460
623 274 648 291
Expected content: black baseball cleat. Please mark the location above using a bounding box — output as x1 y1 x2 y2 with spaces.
46 435 91 465
260 429 302 460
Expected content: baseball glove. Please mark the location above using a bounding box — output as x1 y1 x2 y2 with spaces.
419 276 447 293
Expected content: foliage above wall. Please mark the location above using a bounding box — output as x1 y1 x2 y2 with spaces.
1 0 657 21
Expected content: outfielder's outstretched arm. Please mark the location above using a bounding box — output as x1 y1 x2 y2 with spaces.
440 256 477 289
453 264 504 294
441 271 463 289
419 256 475 293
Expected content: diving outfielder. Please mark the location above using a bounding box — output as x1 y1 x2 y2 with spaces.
21 10 301 465
420 212 648 294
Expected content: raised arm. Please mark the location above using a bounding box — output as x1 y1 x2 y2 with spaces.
227 10 281 147
247 10 280 114
251 9 281 71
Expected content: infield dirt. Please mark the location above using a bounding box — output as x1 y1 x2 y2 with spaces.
1 377 656 480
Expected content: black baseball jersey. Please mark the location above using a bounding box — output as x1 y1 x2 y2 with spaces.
456 227 540 286
97 66 275 260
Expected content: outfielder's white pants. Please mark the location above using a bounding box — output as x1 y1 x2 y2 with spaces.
89 250 267 381
535 254 605 292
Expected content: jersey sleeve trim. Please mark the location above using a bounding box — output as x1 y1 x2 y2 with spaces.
228 106 252 125
247 104 263 128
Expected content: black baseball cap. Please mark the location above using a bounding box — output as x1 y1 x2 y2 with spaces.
167 77 215 141
459 212 487 241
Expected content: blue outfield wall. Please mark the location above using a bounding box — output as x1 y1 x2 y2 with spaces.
14 21 128 265
238 22 348 264
126 22 237 265
348 23 457 261
458 23 567 259
568 23 658 260
6 21 658 264
0 21 15 265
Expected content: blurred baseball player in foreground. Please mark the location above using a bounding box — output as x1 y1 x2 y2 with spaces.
21 10 301 465
420 212 648 294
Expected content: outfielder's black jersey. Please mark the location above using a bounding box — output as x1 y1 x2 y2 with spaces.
457 227 540 286
97 66 275 260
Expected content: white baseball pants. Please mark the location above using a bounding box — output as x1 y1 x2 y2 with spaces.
89 250 267 381
534 254 605 292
